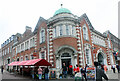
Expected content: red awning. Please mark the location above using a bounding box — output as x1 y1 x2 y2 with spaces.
17 60 28 66
8 61 20 66
8 59 51 66
22 59 51 66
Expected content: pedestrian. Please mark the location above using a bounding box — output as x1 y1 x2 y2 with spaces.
69 63 73 77
38 67 42 80
31 68 34 79
1 66 3 74
101 64 104 72
75 70 82 81
34 71 38 81
76 65 80 72
73 66 77 75
112 64 116 73
116 64 119 73
104 64 108 73
94 62 108 81
45 67 49 80
81 66 87 81
62 63 68 78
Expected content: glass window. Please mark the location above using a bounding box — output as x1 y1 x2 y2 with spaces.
72 26 74 35
25 42 27 49
41 52 45 59
27 41 29 49
21 56 23 61
59 25 63 36
33 38 35 46
30 39 32 47
66 25 69 35
40 29 45 43
30 55 34 59
25 56 29 60
86 49 89 64
54 27 57 37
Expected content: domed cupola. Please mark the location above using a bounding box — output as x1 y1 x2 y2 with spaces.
54 7 72 16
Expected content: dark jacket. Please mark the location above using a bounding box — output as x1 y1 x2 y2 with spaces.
96 68 108 81
45 68 49 73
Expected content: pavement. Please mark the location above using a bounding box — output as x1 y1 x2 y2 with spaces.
0 69 120 81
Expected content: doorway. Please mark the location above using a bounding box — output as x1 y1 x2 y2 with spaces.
98 53 104 65
61 53 71 74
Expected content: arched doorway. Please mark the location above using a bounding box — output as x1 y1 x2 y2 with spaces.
98 53 104 65
55 46 77 78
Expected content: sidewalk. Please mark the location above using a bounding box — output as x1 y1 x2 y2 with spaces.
1 70 120 80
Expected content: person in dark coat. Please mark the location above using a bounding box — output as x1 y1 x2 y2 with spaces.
81 66 87 81
45 67 49 80
1 66 3 74
94 62 108 81
116 64 120 73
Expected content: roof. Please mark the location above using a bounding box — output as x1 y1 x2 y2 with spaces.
54 8 72 16
8 59 51 66
33 17 47 34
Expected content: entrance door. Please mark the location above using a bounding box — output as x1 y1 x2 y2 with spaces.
98 53 104 65
61 59 71 74
61 53 71 74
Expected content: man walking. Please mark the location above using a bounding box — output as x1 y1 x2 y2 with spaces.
94 62 108 81
45 67 49 80
112 64 116 73
1 66 3 74
62 63 68 78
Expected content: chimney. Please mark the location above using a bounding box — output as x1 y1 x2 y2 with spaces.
23 26 32 37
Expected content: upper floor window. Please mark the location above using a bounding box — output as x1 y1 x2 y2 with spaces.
108 38 111 48
30 39 32 47
8 48 9 53
21 56 23 61
83 25 89 40
21 43 24 51
85 49 89 64
25 55 29 60
27 41 29 49
40 29 45 43
30 54 34 59
41 52 45 59
54 27 57 37
59 25 63 36
33 38 35 46
66 25 69 35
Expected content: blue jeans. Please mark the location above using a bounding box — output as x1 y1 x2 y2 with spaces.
45 73 49 79
32 74 34 79
38 74 42 79
63 71 67 78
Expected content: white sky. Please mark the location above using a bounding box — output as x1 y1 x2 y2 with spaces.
0 0 119 48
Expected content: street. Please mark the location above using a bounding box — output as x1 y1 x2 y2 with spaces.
0 69 120 81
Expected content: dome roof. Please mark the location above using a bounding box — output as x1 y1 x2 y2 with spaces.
54 8 72 16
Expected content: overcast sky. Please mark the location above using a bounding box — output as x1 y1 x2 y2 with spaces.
0 0 119 48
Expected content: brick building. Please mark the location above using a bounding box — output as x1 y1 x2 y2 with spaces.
1 33 21 70
104 30 120 65
1 7 116 78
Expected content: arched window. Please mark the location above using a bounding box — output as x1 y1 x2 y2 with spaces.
25 55 29 60
83 25 89 40
30 54 34 60
20 56 23 61
40 29 45 43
